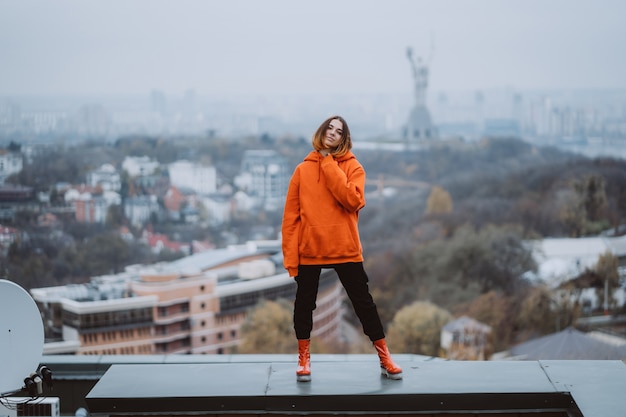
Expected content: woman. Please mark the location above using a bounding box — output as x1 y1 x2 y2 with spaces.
281 115 402 382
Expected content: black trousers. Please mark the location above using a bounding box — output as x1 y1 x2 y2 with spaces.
294 262 385 342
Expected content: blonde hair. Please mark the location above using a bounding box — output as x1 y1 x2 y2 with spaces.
311 115 352 158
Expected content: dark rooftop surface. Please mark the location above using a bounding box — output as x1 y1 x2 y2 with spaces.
84 355 626 417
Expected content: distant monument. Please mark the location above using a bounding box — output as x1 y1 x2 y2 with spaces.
404 46 437 141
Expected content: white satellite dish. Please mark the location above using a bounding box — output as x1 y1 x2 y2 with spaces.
0 279 44 394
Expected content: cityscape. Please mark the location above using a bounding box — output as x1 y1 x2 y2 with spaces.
1 25 625 359
1 0 626 415
1 72 625 358
2 86 626 160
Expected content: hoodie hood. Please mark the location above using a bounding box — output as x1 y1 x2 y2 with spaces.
303 150 355 182
303 150 355 163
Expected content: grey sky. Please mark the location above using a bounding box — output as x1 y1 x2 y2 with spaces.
1 0 625 96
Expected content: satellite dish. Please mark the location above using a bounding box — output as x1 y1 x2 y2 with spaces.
0 279 44 394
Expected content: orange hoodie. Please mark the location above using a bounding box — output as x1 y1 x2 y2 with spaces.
281 150 366 277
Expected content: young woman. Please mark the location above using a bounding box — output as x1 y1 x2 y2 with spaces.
281 115 402 382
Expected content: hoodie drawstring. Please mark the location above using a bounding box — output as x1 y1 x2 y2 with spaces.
318 155 322 183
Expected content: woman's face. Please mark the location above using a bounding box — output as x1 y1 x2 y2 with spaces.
323 119 344 150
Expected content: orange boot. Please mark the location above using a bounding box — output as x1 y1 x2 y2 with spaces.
373 338 402 380
296 339 311 382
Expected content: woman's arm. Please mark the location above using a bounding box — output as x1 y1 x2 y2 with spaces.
281 168 301 277
321 156 365 213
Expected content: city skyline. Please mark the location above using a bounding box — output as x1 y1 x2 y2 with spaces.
1 0 626 97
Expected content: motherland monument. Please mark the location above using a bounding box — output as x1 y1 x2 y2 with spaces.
404 46 437 141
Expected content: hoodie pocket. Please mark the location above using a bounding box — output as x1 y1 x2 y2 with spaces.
301 223 359 258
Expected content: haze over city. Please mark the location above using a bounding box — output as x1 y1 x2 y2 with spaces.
1 0 625 97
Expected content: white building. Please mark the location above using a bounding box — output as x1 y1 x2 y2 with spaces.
124 195 160 227
526 236 626 311
528 236 626 288
168 160 217 195
86 163 121 192
0 150 23 184
234 150 289 211
198 194 232 227
122 156 160 177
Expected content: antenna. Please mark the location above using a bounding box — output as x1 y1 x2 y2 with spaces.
0 280 44 395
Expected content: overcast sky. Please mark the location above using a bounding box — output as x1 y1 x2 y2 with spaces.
1 0 625 97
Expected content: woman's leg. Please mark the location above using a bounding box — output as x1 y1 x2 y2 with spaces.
293 265 322 340
334 262 385 342
335 262 402 379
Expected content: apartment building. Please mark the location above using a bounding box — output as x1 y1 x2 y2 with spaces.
31 240 344 355
234 150 289 212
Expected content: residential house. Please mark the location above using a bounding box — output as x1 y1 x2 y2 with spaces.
124 195 160 227
441 316 492 360
162 186 186 222
142 229 191 255
0 149 23 184
74 195 109 224
86 163 121 192
65 186 121 224
162 185 201 223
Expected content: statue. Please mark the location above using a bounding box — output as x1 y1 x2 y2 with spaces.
404 46 436 141
406 47 429 108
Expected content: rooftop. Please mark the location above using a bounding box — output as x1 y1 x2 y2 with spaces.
30 354 626 417
81 355 626 417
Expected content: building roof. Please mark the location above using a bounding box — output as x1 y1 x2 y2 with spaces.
507 327 626 360
442 315 492 333
164 241 280 275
